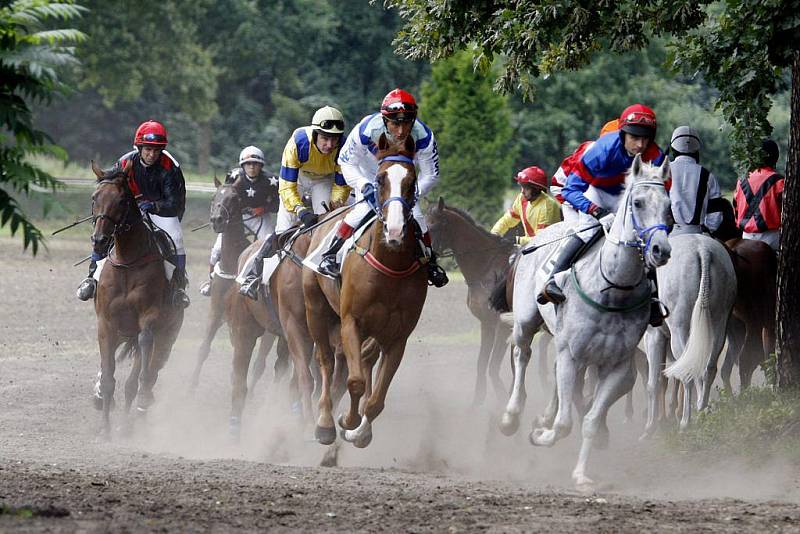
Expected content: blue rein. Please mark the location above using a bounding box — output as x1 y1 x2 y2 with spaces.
617 181 670 257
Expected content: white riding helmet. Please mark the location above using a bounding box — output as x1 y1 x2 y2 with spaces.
670 126 701 154
311 106 345 135
239 146 265 166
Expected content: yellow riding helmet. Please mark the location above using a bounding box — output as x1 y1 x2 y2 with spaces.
311 106 345 135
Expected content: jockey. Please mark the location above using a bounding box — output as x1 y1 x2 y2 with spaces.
667 126 722 236
537 104 667 326
316 88 448 287
551 119 620 225
199 145 279 297
239 106 350 299
734 138 784 252
76 120 190 308
491 166 562 245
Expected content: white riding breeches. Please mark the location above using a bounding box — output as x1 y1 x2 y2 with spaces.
209 212 276 265
575 185 621 243
561 203 579 227
276 173 334 232
149 214 185 255
342 186 427 233
743 229 780 252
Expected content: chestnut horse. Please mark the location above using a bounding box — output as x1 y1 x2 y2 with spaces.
89 162 183 434
189 176 286 392
304 134 427 448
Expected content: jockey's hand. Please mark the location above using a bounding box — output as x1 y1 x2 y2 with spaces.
361 182 377 207
138 200 155 213
588 204 610 220
298 208 318 229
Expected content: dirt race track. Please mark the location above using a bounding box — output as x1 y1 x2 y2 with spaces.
2 222 800 532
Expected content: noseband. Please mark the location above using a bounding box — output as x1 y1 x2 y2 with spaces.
607 179 671 258
372 155 418 223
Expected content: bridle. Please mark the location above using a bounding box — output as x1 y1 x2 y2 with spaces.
603 179 671 259
91 179 136 241
371 154 418 224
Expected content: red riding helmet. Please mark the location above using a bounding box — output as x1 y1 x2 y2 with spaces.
619 104 657 138
515 166 548 189
134 120 168 147
381 88 418 122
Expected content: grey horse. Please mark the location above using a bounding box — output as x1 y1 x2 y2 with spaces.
499 155 673 490
642 233 736 436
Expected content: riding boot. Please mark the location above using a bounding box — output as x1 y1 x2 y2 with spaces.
172 254 190 309
76 255 101 301
536 234 586 305
318 236 347 278
419 231 448 287
648 270 667 327
199 264 213 297
240 233 276 300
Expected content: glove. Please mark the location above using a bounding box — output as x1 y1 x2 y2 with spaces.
138 200 155 213
588 204 610 220
361 182 377 207
298 208 318 228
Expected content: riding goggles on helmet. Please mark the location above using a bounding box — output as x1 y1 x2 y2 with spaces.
314 119 345 132
384 112 416 123
141 133 167 143
622 111 656 128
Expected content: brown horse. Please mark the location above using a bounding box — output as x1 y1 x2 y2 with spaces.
426 199 515 405
304 134 427 448
189 176 286 392
716 237 777 389
89 161 183 435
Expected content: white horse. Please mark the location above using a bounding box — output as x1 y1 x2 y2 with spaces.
642 234 736 436
500 155 673 490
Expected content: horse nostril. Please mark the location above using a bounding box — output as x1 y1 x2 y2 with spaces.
652 244 660 256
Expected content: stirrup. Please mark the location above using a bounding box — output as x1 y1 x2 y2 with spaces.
427 263 448 288
173 289 191 309
537 279 565 305
76 278 97 301
648 299 668 328
239 276 260 301
317 256 340 278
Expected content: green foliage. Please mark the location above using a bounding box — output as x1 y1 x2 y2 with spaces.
674 387 800 462
0 0 85 254
421 51 517 224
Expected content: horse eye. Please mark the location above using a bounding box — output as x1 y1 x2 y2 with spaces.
633 199 643 209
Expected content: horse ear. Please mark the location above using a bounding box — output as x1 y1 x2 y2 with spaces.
91 160 104 179
631 153 642 180
660 156 671 183
437 196 445 211
404 135 415 154
378 133 390 152
213 172 221 188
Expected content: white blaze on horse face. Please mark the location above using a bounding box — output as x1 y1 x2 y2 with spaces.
384 163 407 244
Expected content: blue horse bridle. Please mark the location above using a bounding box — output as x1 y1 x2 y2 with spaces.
611 179 671 258
371 155 419 221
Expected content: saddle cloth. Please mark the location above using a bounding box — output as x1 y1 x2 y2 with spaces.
531 232 573 298
302 215 377 276
92 258 176 282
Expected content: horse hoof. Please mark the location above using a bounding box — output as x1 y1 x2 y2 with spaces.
337 413 357 431
498 412 520 436
574 476 596 494
319 446 339 468
315 425 337 445
92 394 103 411
353 430 373 449
529 427 554 447
229 417 242 442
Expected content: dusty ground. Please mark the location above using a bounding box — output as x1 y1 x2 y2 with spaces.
2 211 800 532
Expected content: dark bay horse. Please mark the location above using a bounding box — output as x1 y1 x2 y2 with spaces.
189 175 285 392
89 161 183 434
427 198 515 405
304 134 427 448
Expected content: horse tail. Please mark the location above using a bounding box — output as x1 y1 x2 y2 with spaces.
489 276 510 313
116 339 139 363
664 248 715 383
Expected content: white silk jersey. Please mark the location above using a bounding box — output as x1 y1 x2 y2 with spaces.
338 113 440 197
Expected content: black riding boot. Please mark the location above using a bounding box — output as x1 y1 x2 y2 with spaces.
240 233 276 300
536 234 586 305
648 270 667 327
76 260 98 301
172 267 191 309
318 236 347 278
426 251 449 287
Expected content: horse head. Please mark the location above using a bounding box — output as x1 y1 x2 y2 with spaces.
90 160 137 256
374 133 417 247
616 154 673 269
425 197 450 253
209 173 243 234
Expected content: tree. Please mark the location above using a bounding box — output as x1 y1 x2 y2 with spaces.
0 0 85 254
386 0 800 387
421 51 517 224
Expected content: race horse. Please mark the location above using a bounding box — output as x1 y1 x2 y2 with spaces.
426 198 515 406
304 133 427 448
500 155 673 490
642 233 736 436
188 176 286 392
89 161 184 435
718 238 777 390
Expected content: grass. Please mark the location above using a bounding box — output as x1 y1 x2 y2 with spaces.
671 386 800 462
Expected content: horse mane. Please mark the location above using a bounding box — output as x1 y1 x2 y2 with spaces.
443 205 504 242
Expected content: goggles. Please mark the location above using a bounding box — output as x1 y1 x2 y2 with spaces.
622 112 656 127
141 133 167 143
314 119 345 131
384 112 416 123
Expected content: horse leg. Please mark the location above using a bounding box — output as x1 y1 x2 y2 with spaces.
500 313 542 436
721 317 745 393
530 346 577 447
229 323 259 441
339 316 366 431
739 326 763 389
642 328 667 439
97 320 120 437
533 360 558 429
273 337 290 384
471 320 495 407
124 348 142 413
624 348 646 424
347 340 406 448
313 337 337 445
572 357 635 491
188 282 228 390
487 322 510 405
679 379 694 432
134 326 156 412
536 333 551 391
248 333 275 393
575 365 593 417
